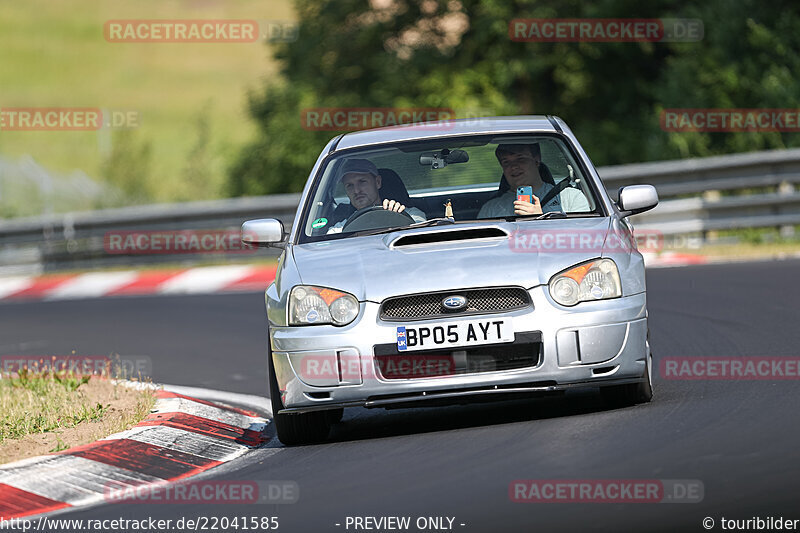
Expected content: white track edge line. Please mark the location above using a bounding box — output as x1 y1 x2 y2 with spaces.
113 381 272 418
160 383 273 418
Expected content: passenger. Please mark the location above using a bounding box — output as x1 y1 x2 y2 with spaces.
478 144 590 218
328 159 425 233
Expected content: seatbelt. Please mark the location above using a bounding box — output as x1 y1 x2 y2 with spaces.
539 164 578 208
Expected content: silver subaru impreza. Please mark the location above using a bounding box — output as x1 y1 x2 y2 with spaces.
243 116 658 445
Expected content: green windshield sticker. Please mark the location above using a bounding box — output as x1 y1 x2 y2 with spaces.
311 217 328 228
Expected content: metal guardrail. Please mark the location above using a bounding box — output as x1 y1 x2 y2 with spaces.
598 148 800 236
1 148 799 273
0 194 301 241
632 191 800 235
599 147 800 197
0 195 300 274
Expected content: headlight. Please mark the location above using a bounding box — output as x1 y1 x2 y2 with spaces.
549 259 622 306
289 285 359 326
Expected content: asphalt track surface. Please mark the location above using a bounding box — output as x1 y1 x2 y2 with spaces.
2 259 800 532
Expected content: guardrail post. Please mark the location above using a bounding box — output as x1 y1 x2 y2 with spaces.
778 181 796 239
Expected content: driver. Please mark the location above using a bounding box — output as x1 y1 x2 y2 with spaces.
327 159 426 233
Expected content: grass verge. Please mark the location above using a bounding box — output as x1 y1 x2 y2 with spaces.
0 366 155 464
0 0 293 212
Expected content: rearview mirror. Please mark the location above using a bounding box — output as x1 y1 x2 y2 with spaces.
617 185 659 217
241 218 286 247
419 149 469 169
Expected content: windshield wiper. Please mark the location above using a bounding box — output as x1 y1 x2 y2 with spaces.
533 211 568 220
501 211 568 221
406 217 457 228
351 217 456 237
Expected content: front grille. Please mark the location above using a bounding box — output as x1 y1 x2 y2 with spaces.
380 287 531 321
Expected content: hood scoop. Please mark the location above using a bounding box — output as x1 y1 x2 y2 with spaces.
390 227 508 248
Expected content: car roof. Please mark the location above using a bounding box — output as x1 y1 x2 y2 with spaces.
334 115 559 151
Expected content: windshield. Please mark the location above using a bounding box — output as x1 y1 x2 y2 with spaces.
299 134 601 242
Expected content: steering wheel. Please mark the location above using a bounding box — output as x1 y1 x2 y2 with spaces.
341 205 414 232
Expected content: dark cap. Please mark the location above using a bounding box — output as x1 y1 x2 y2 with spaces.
338 159 379 179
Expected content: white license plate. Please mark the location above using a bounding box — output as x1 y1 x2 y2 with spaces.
396 319 515 352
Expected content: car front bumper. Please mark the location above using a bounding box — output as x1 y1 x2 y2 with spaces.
269 287 648 413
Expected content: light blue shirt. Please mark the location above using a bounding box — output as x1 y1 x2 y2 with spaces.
478 182 591 218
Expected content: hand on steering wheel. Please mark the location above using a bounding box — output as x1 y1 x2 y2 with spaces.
341 200 415 232
382 199 407 213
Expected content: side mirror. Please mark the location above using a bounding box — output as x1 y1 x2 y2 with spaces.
241 218 286 247
617 185 659 217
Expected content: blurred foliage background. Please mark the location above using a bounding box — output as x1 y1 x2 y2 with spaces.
0 0 291 216
2 0 799 214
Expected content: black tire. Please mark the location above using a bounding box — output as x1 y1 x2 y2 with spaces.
325 408 345 424
601 350 653 407
268 339 331 446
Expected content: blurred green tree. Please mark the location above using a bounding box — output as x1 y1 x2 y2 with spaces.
181 108 215 201
229 0 800 195
101 130 153 204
